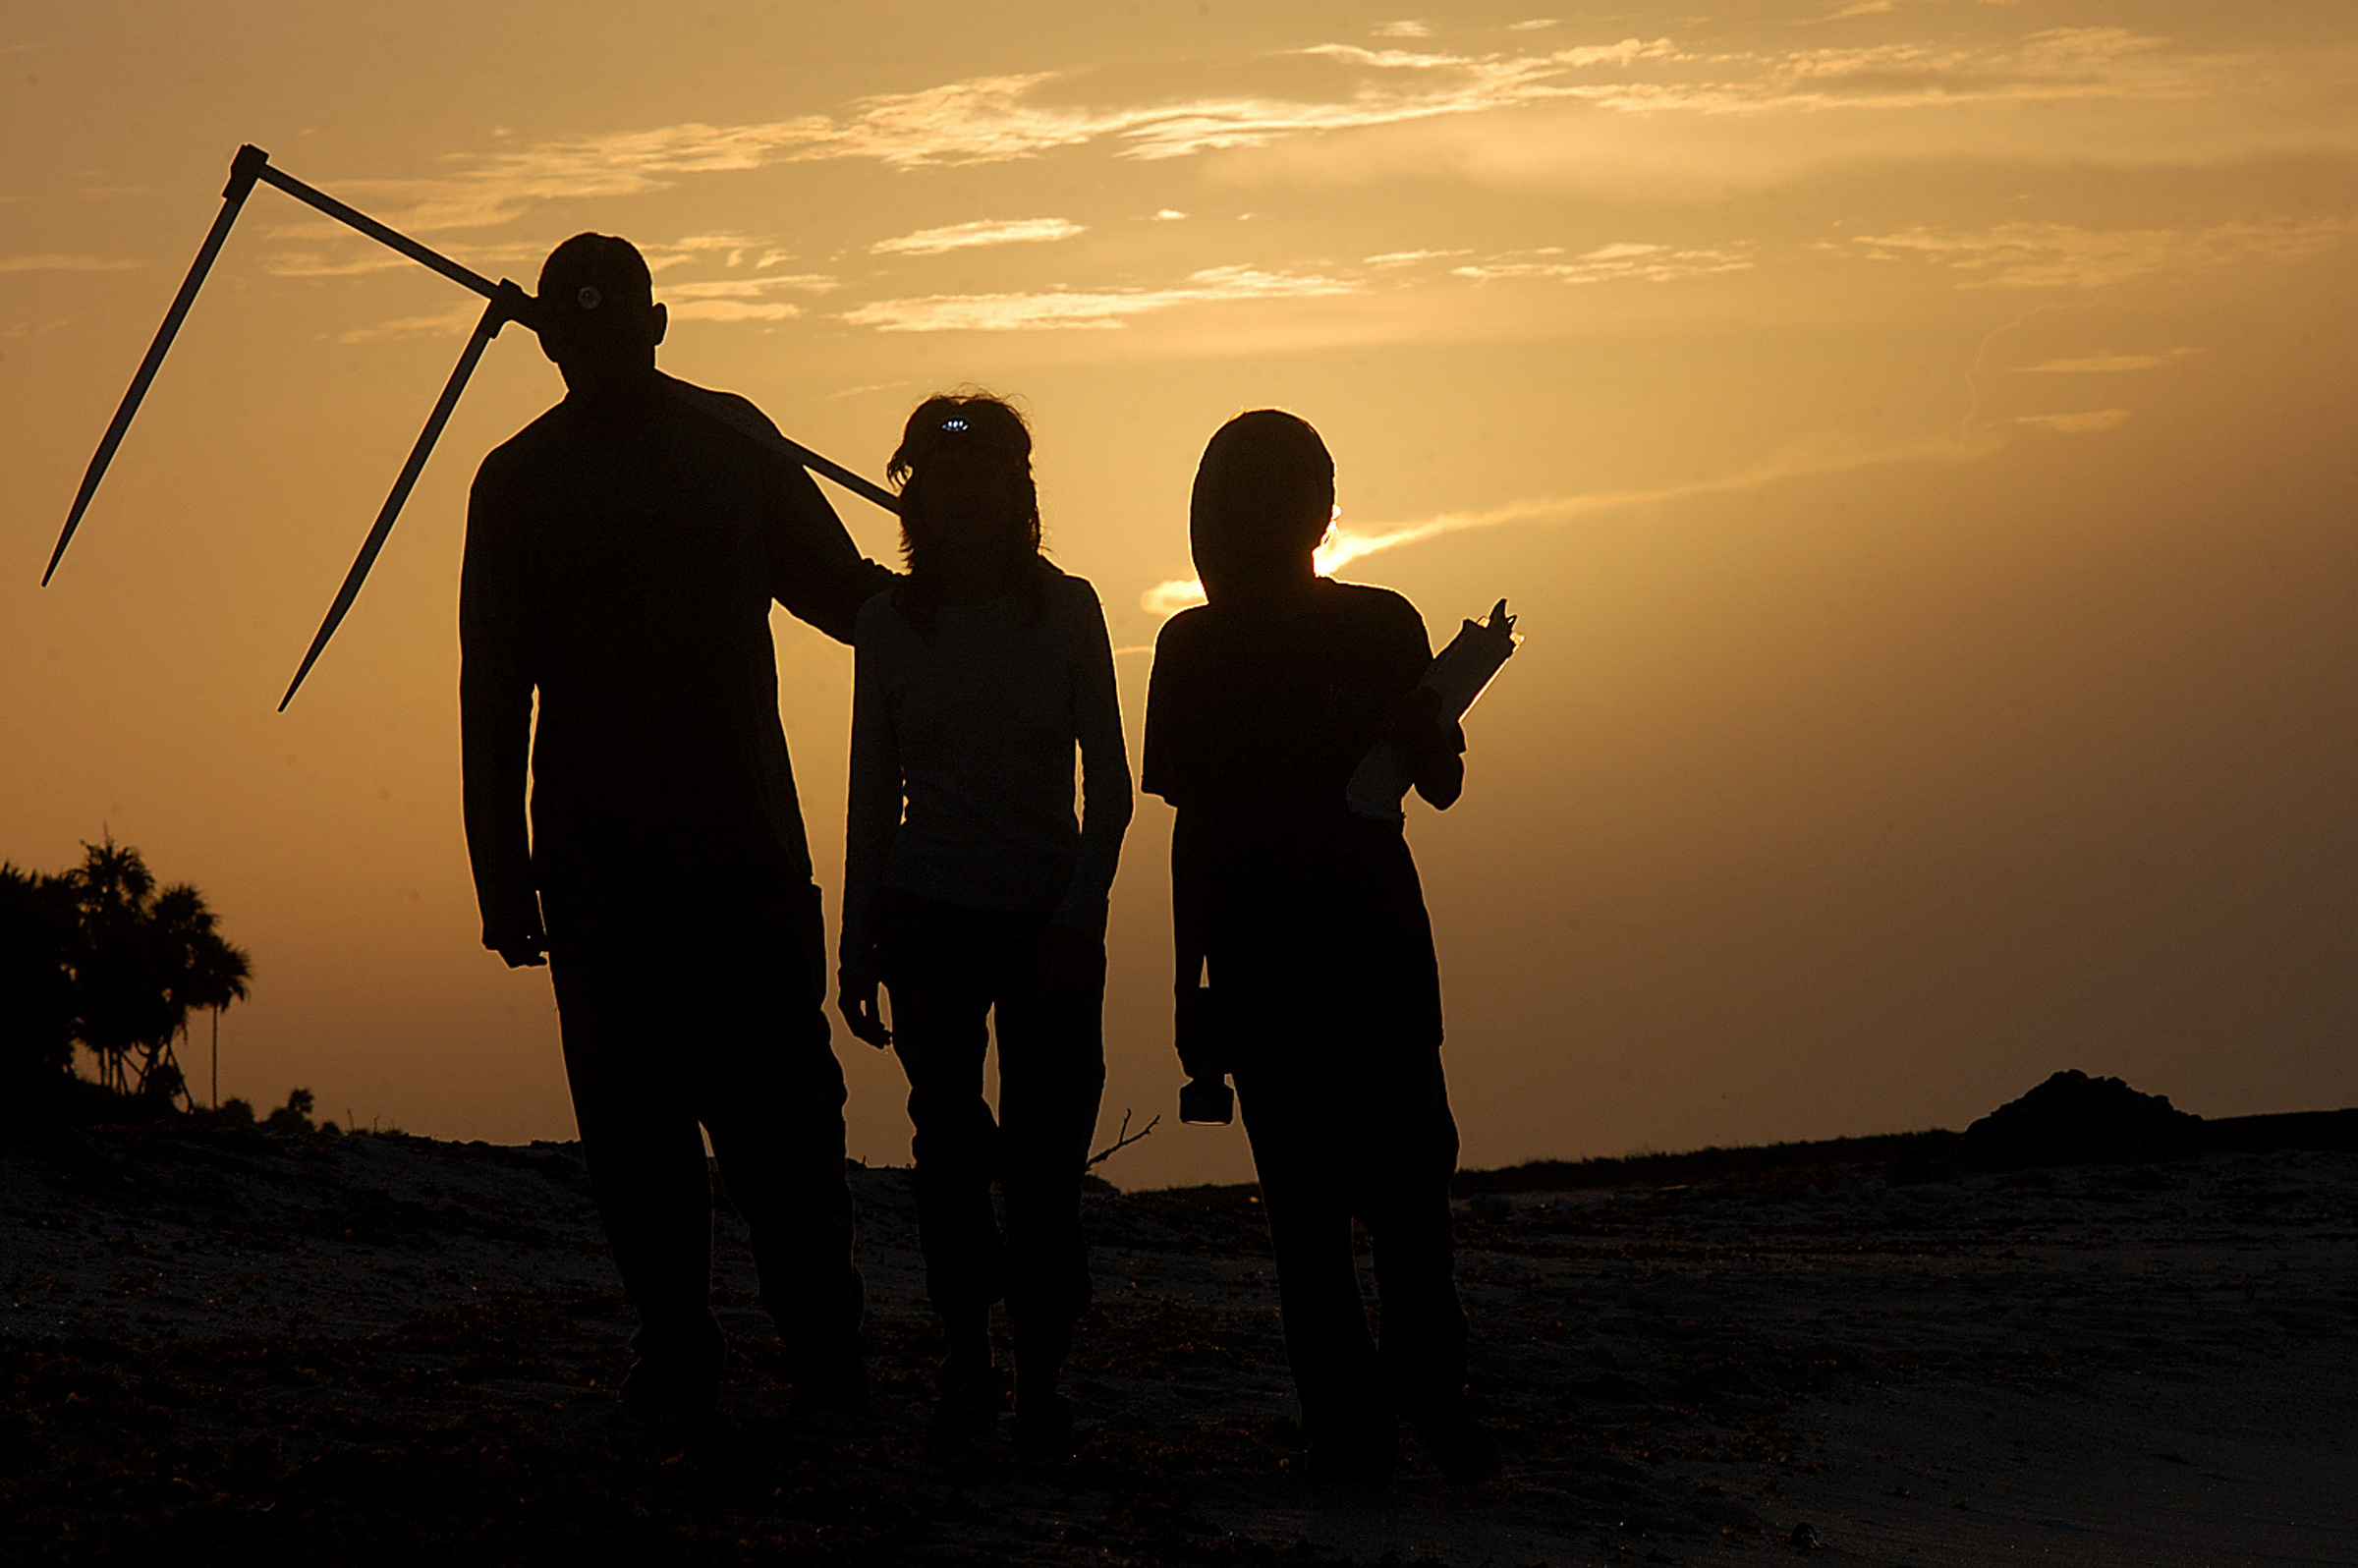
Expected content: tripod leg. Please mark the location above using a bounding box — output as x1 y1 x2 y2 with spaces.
277 296 504 710
43 147 270 586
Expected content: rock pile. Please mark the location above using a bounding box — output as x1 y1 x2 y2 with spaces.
1962 1069 2203 1168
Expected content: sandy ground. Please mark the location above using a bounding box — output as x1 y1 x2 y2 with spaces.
2 1123 2352 1566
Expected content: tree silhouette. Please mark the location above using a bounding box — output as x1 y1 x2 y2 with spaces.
62 838 252 1103
0 838 251 1109
0 863 81 1110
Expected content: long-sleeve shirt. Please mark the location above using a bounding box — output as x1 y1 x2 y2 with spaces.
459 374 894 943
1142 579 1446 1054
840 567 1133 971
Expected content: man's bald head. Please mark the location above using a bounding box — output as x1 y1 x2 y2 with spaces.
534 234 666 395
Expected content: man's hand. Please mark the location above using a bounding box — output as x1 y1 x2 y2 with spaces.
838 966 893 1049
1033 922 1104 1000
488 927 547 969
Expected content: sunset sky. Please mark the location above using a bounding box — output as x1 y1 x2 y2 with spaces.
5 1 2355 1188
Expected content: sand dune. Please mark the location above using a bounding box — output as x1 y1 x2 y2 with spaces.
2 1120 2352 1565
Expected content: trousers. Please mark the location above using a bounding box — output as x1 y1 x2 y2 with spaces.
877 890 1106 1357
543 871 863 1388
1235 1042 1469 1455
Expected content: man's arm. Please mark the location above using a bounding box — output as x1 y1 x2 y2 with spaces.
662 378 896 641
766 456 897 644
458 462 544 967
676 384 897 642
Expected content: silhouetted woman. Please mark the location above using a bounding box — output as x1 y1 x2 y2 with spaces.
839 393 1132 1452
1142 410 1496 1486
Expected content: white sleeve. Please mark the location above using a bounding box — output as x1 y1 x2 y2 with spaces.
839 609 902 974
1053 582 1134 932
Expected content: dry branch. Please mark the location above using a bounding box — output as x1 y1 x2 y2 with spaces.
1087 1107 1159 1170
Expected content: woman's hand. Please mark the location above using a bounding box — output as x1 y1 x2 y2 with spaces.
1376 685 1445 749
1377 686 1467 809
837 966 893 1049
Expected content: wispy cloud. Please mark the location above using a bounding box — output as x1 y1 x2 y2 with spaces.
2012 408 2129 432
262 251 414 278
820 380 912 402
1140 428 2000 616
2016 348 2196 373
1375 21 1432 39
0 253 140 273
645 233 777 270
1852 218 2353 289
870 217 1087 255
288 23 2225 236
336 304 484 344
309 122 828 232
1452 241 1753 285
665 274 837 298
326 39 1683 229
670 301 801 322
840 264 1358 332
267 224 830 324
836 231 1746 335
660 274 838 321
1559 26 2206 115
270 231 786 285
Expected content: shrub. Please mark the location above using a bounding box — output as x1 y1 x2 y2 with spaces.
264 1088 316 1135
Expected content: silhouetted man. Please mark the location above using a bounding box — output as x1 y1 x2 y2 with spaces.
460 234 893 1418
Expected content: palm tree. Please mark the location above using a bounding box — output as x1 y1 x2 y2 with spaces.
0 863 80 1106
151 880 252 1103
62 838 251 1104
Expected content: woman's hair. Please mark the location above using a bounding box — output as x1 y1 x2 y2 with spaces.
888 392 1044 629
1190 409 1334 587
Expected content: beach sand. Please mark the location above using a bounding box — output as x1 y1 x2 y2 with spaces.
3 1122 2351 1565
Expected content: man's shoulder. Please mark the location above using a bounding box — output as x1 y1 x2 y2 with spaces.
668 376 778 429
854 587 903 637
475 404 572 486
659 375 793 462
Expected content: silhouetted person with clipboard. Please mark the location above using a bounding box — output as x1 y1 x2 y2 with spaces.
460 234 893 1420
1143 410 1498 1486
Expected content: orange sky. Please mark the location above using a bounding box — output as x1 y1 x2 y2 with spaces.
5 1 2356 1188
